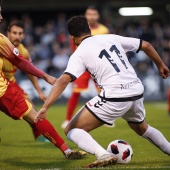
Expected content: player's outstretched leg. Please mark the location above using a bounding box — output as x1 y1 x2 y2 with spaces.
65 107 117 168
168 88 170 115
24 108 85 159
26 96 48 142
29 123 49 142
62 92 80 129
128 120 170 155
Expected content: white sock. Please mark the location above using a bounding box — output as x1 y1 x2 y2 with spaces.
67 128 111 159
64 149 72 154
142 125 170 155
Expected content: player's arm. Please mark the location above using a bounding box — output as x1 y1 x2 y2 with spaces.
24 52 47 101
35 74 72 122
27 74 47 101
116 35 169 79
36 50 85 122
141 41 169 79
0 35 56 85
9 51 56 85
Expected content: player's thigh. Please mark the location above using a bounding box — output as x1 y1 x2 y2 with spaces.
25 94 36 109
86 96 133 126
122 98 147 135
0 84 32 120
12 82 35 108
122 98 145 123
65 106 103 134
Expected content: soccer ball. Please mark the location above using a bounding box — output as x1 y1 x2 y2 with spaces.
107 139 133 164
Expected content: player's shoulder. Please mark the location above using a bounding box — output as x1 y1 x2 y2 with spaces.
93 34 116 41
18 43 30 59
98 24 109 33
0 33 16 55
0 33 6 38
98 23 108 29
0 33 9 44
18 43 27 51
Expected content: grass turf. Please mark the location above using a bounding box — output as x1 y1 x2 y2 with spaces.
0 102 170 170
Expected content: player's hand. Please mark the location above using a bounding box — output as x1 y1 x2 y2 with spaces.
38 91 47 102
43 73 57 85
35 107 47 123
158 63 170 79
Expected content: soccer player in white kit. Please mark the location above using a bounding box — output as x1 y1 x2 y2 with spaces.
37 16 170 168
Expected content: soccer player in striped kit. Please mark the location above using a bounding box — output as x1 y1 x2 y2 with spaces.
0 1 84 159
3 21 48 142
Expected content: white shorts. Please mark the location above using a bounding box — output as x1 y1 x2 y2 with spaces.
85 95 145 125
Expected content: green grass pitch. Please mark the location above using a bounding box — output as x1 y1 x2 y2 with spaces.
0 102 170 170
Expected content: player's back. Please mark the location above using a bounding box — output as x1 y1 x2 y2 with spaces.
71 34 144 98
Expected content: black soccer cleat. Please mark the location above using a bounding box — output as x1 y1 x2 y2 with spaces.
65 150 86 159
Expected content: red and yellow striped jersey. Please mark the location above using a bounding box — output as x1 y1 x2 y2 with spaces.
2 43 31 82
0 33 13 96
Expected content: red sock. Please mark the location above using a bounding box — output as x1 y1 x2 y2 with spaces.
66 92 80 121
34 119 69 152
27 103 41 139
168 89 170 112
30 124 41 139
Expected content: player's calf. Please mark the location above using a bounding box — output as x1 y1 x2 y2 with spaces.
24 109 85 159
142 125 170 155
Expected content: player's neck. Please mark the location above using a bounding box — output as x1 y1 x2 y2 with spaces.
89 22 99 29
75 34 91 46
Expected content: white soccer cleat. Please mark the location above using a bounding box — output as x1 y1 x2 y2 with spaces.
61 120 70 129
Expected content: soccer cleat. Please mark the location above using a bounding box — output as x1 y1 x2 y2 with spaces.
86 156 117 168
35 135 50 142
61 120 70 129
64 150 86 159
78 150 87 157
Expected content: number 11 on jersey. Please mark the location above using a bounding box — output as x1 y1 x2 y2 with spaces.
98 45 128 73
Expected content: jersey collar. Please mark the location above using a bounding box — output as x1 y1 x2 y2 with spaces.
81 36 91 42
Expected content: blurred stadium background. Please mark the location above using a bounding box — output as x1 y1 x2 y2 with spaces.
1 0 170 102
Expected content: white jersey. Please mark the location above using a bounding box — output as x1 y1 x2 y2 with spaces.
65 34 144 98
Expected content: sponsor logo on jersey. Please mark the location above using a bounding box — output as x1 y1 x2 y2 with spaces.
13 48 19 56
121 79 140 90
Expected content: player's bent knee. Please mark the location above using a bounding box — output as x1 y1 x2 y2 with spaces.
128 121 148 136
23 108 38 124
64 125 71 136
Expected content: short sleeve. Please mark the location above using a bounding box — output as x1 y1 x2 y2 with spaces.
64 52 86 82
113 35 142 53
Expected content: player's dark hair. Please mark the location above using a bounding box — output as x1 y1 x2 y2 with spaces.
67 15 91 37
8 20 25 32
86 5 99 12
